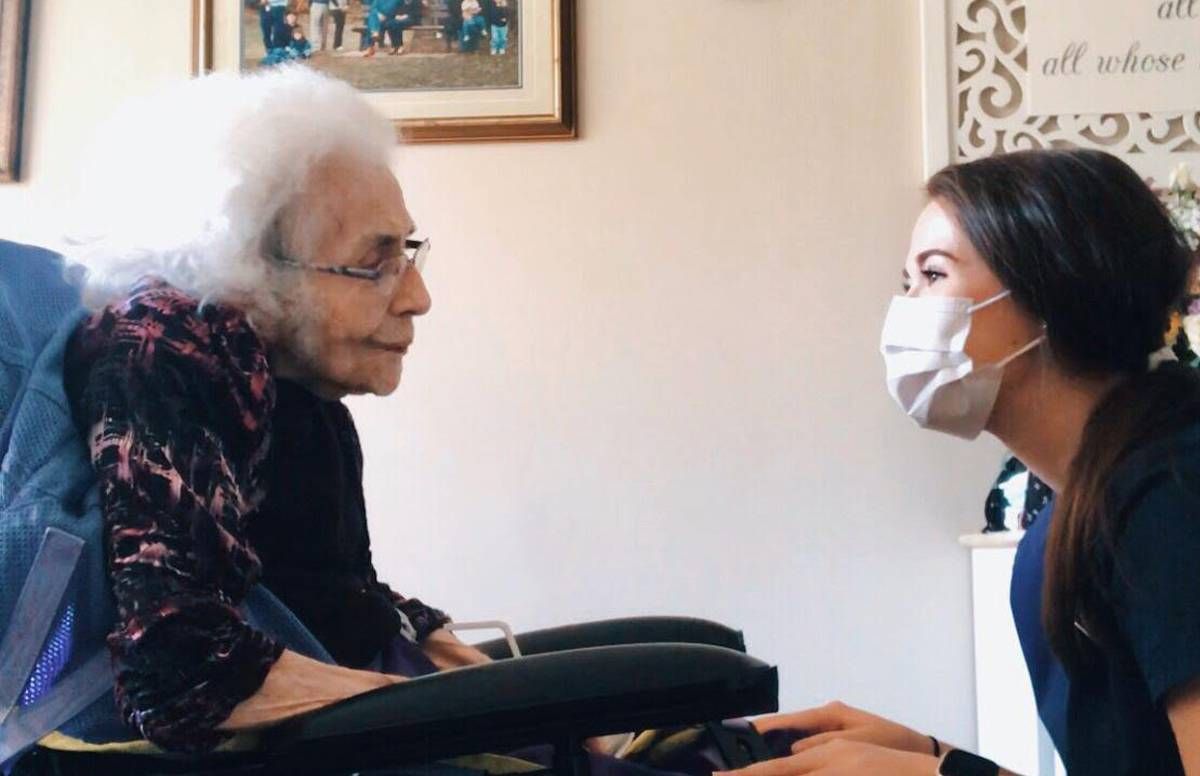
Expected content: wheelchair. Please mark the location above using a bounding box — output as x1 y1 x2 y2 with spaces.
13 616 777 775
0 239 778 775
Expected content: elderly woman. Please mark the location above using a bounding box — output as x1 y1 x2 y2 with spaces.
58 66 489 753
36 67 799 774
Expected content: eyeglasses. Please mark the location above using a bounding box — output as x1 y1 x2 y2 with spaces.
274 238 430 285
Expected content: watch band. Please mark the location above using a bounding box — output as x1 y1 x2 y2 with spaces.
395 597 453 642
937 749 1000 776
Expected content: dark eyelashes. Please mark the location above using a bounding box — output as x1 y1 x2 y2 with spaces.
901 269 946 293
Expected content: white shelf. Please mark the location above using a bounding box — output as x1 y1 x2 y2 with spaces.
964 534 1066 775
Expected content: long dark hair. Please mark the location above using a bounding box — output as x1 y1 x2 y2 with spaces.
927 149 1200 672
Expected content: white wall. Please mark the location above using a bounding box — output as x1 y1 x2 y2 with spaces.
0 0 1006 750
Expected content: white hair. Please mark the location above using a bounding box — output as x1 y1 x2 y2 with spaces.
66 65 396 327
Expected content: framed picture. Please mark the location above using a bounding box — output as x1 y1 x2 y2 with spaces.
0 0 31 182
194 0 575 143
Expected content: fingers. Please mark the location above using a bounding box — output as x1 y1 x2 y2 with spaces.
751 702 852 734
789 731 844 754
718 749 825 776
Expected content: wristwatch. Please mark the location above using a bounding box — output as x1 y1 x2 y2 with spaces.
938 750 1000 776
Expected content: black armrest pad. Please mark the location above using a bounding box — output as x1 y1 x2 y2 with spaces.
264 644 777 773
474 617 746 659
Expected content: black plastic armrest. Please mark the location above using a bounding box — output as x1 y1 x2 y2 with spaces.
473 616 746 659
263 643 777 775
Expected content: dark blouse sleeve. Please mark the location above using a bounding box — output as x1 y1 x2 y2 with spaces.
69 284 283 753
377 574 452 643
1109 469 1200 704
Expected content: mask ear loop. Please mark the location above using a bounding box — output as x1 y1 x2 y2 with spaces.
971 290 1047 370
995 334 1047 369
968 288 1013 314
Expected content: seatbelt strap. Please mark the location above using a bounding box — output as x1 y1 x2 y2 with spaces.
0 649 112 767
0 528 84 722
0 528 114 768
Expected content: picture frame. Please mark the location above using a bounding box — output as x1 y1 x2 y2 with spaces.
0 0 32 182
193 0 575 144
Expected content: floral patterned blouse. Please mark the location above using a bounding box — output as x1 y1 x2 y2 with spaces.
63 279 448 753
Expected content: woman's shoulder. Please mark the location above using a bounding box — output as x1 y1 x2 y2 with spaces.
1109 421 1200 522
1116 421 1200 476
79 278 264 362
90 277 256 339
70 278 275 425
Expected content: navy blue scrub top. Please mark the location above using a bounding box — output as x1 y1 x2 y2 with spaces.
1010 426 1200 775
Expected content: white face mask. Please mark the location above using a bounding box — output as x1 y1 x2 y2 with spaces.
880 289 1045 440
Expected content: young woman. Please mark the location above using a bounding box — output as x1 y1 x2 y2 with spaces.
725 149 1200 775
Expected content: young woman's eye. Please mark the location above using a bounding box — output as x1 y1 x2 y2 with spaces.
922 269 946 284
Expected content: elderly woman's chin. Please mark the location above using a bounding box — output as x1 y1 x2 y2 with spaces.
333 353 406 399
361 356 406 397
282 348 407 400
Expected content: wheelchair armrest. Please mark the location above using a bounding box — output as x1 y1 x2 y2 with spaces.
263 643 778 775
473 616 747 659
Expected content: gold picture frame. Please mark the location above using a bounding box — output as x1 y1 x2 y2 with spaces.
0 0 32 182
193 0 575 144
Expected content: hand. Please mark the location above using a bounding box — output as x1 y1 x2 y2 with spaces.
753 701 933 756
718 739 937 776
219 650 405 731
421 627 493 670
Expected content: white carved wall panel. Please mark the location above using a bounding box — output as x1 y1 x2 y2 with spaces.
922 0 1200 180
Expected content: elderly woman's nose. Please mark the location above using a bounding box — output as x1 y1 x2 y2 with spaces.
391 267 431 317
